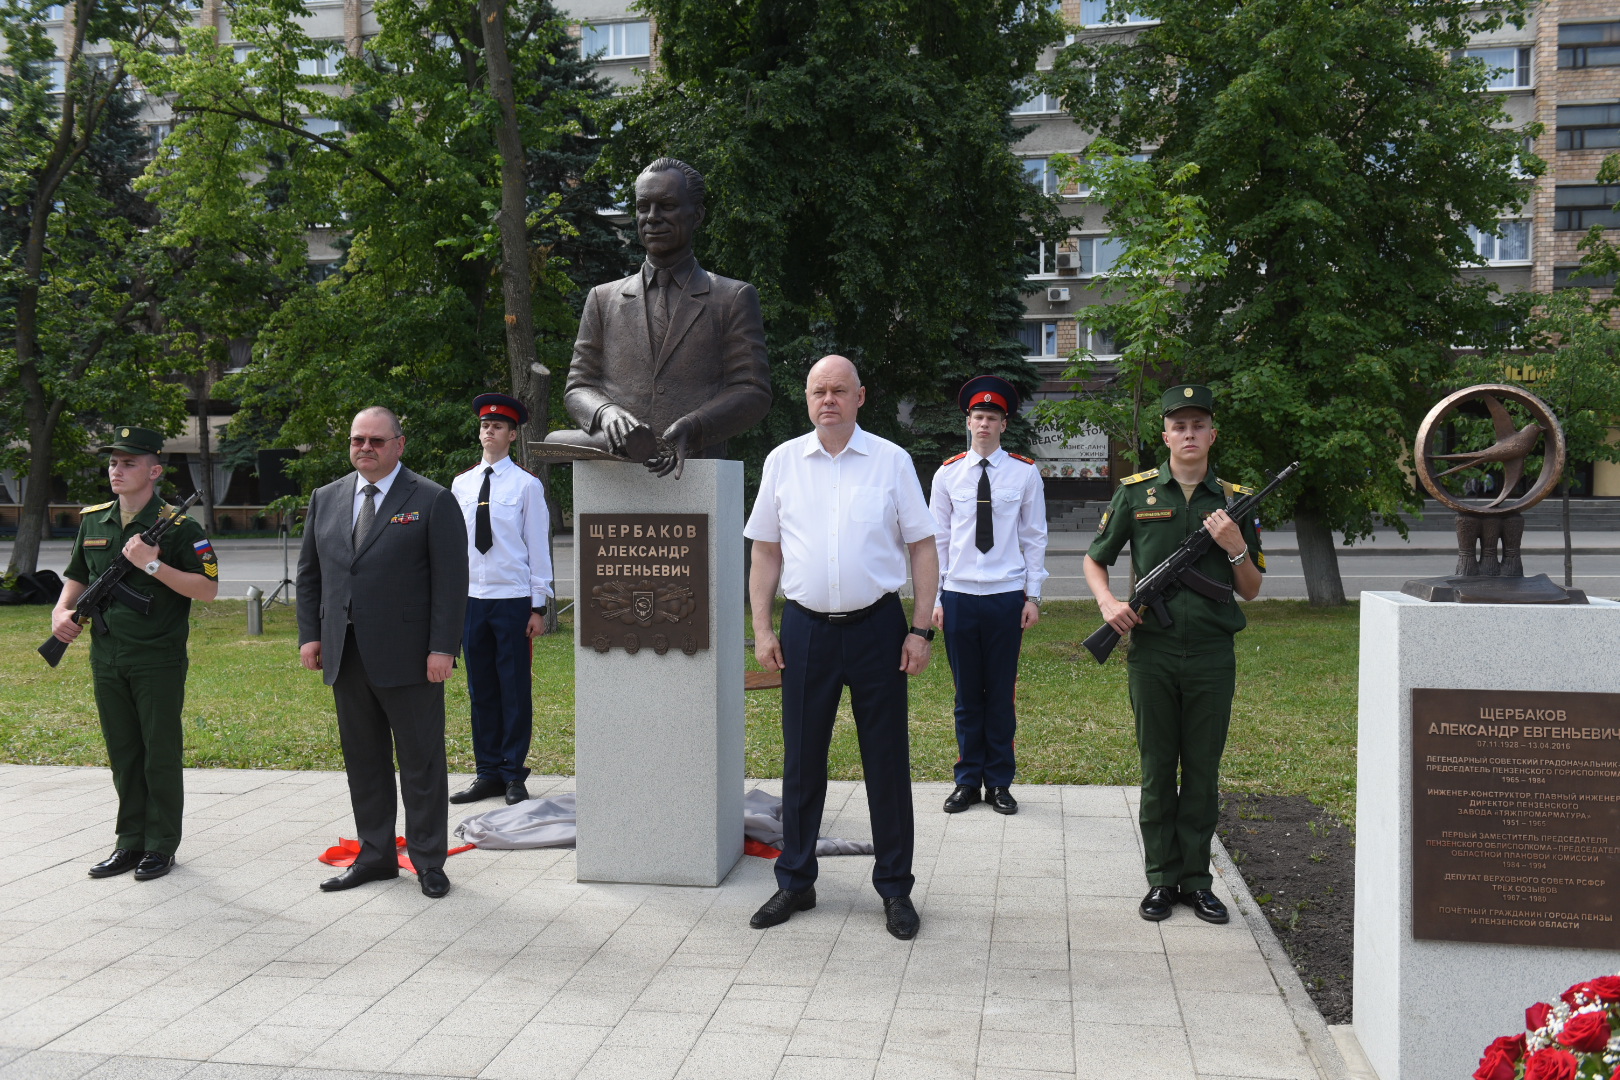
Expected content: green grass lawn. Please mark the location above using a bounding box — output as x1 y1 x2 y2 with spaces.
0 598 1360 820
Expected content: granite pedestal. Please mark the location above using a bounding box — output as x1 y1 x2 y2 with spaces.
1355 591 1620 1080
572 459 744 886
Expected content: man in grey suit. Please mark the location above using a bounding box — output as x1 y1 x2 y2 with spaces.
545 157 771 478
297 406 468 898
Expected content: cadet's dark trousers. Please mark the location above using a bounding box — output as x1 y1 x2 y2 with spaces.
463 596 533 784
1127 643 1236 892
92 659 187 856
777 594 915 899
941 589 1024 788
332 627 448 873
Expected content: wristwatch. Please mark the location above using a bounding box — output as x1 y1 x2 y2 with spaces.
1227 550 1247 566
1026 596 1042 607
144 559 162 575
908 626 935 642
532 605 547 617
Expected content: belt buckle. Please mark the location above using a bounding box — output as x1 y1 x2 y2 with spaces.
826 611 851 624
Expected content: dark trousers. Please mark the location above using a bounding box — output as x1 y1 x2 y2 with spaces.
463 596 533 783
941 589 1024 788
1127 644 1236 892
777 594 915 899
332 626 449 872
92 659 187 856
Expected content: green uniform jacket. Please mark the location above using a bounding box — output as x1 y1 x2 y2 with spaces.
1087 464 1265 655
64 494 215 666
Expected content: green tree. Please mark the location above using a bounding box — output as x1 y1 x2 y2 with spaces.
1047 0 1538 604
599 0 1064 485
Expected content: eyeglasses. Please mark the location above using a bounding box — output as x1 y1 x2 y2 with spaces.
349 435 401 448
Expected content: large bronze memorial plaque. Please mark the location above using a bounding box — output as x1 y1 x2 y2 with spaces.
1412 688 1620 948
578 513 709 655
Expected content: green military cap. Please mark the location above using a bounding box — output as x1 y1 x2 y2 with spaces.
97 426 165 456
1162 384 1215 417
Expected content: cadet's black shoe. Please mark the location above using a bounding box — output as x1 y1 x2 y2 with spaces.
449 777 504 804
987 786 1018 815
88 848 141 878
943 784 981 813
505 781 529 806
133 852 175 880
419 868 450 899
1179 888 1230 924
319 864 399 892
1139 885 1177 921
883 896 920 940
749 887 816 929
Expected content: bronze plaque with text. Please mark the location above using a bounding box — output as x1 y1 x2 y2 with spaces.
577 513 709 655
1412 688 1620 948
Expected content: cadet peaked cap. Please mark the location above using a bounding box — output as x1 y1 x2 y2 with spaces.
958 375 1021 416
1162 384 1215 417
473 392 528 426
97 426 165 456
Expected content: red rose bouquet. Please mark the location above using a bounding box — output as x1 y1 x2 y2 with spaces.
1475 973 1620 1080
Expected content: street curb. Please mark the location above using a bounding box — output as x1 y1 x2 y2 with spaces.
1212 833 1352 1080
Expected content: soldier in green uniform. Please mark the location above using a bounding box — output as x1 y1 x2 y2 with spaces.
1083 385 1265 924
50 427 219 880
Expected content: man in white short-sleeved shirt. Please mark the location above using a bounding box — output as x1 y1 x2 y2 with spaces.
744 354 938 940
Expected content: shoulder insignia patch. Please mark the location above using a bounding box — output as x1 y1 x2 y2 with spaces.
1120 468 1160 486
1096 509 1110 535
1256 551 1267 571
80 500 114 514
943 452 968 466
1134 508 1176 521
1006 453 1035 465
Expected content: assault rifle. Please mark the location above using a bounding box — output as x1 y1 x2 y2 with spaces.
1082 462 1299 665
38 492 201 668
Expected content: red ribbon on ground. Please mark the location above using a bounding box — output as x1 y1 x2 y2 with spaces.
743 838 781 860
319 837 475 874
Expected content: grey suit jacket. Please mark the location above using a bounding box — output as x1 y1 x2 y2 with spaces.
296 467 468 688
564 262 772 454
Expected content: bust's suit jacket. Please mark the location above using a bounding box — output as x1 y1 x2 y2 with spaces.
296 467 468 687
564 262 772 455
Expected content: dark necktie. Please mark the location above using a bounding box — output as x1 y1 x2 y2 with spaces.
650 268 672 352
476 466 494 554
353 483 379 549
976 460 994 554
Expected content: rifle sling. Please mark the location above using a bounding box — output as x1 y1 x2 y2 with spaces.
1176 564 1233 604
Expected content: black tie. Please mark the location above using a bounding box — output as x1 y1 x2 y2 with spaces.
976 459 993 554
353 484 379 549
476 466 493 554
650 268 671 352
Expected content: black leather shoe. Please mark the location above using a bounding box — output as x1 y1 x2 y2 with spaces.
1180 888 1230 924
883 896 919 940
749 887 816 929
89 848 141 878
943 784 981 813
419 867 450 898
319 864 399 892
133 852 175 880
987 786 1018 815
505 781 529 805
449 777 504 804
1139 885 1177 921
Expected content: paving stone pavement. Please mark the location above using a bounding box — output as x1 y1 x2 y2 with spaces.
0 766 1328 1080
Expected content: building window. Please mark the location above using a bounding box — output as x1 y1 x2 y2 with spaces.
1078 2 1154 27
1559 22 1620 69
298 43 342 77
1555 185 1620 231
233 45 254 63
309 261 341 283
1018 321 1059 358
1553 266 1618 290
1023 158 1061 196
1457 46 1532 89
147 122 172 151
302 116 342 136
1010 80 1062 115
582 21 650 60
1468 221 1530 264
1076 236 1126 276
43 4 64 20
1556 103 1620 151
1081 322 1123 356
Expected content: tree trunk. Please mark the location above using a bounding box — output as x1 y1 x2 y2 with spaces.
196 367 217 532
1293 509 1347 607
1562 479 1572 588
526 361 559 635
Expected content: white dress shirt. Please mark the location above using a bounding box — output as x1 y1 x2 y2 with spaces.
744 425 936 613
451 456 554 605
929 446 1049 598
352 461 402 529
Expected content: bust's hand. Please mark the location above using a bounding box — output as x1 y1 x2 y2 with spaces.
650 416 698 479
599 405 641 455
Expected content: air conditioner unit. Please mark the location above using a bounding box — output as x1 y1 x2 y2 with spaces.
1054 252 1081 270
1046 287 1071 303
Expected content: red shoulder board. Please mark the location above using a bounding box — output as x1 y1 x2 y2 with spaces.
1007 453 1035 465
942 452 968 465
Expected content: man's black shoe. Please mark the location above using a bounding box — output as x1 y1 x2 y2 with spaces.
505 781 529 806
419 867 450 899
884 896 920 940
133 852 175 880
88 848 141 878
943 785 981 813
987 786 1018 815
449 777 503 804
749 887 816 929
1139 885 1177 921
319 864 399 892
1179 888 1230 924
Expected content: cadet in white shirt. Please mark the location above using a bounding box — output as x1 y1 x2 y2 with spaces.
449 394 554 807
928 376 1048 816
745 355 939 941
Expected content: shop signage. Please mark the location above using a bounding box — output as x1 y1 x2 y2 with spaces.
578 513 709 656
1030 419 1109 480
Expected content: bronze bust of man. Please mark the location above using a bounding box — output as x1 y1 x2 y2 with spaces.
543 158 772 478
